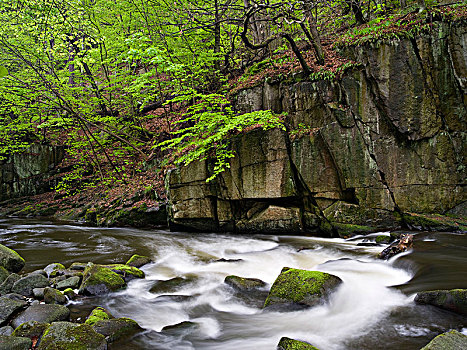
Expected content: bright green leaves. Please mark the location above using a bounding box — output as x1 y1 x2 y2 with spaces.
0 66 7 78
156 91 285 182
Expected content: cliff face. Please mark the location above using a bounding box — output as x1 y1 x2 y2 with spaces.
166 21 467 235
0 145 64 201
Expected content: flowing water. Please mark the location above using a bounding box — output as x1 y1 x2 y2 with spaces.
0 218 466 349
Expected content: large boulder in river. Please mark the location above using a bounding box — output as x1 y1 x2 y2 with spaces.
277 337 319 350
415 289 467 315
264 268 342 309
92 318 142 343
44 287 67 305
11 304 70 329
79 264 126 296
37 322 107 350
420 330 467 350
0 245 25 273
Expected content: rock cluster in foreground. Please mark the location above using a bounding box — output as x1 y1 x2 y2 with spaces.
0 243 152 349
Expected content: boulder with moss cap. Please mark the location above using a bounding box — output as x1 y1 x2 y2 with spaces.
264 267 342 309
92 318 142 343
37 321 107 350
277 337 320 350
0 244 25 273
420 330 467 350
85 307 114 326
79 264 126 296
125 255 152 268
415 289 467 315
12 321 49 340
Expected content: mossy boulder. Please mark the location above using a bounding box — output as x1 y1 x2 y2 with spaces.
264 268 342 309
85 308 113 327
0 294 27 326
44 263 66 278
44 288 67 305
0 334 31 350
11 304 70 329
79 264 126 296
420 330 467 350
99 264 145 282
92 318 142 343
0 245 25 273
12 274 49 297
37 321 107 350
402 213 467 232
415 289 467 315
12 321 49 340
277 337 320 350
375 235 391 244
125 255 152 268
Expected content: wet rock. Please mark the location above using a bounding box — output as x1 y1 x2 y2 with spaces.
161 321 198 335
33 288 45 299
224 275 267 291
12 321 49 340
44 287 67 305
264 267 342 309
62 288 76 300
277 337 319 350
415 289 467 315
11 304 70 328
12 274 49 296
149 277 196 294
125 255 152 268
215 258 243 263
92 318 142 343
79 264 126 296
56 276 80 290
420 329 467 350
0 273 20 295
0 245 25 273
0 268 9 285
44 263 66 278
0 294 27 326
0 334 31 350
375 235 391 244
30 269 47 277
0 326 13 336
68 262 87 271
37 321 107 350
154 295 195 303
85 307 114 326
378 234 413 260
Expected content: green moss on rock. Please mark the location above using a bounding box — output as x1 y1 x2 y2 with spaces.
333 223 377 238
415 289 467 315
0 244 25 273
79 264 126 296
125 255 152 268
420 330 467 350
264 268 342 308
402 213 467 232
277 337 320 350
85 307 113 326
38 321 107 350
12 321 49 339
92 317 142 343
101 264 145 280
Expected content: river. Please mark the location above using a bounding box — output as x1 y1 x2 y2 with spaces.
0 218 466 349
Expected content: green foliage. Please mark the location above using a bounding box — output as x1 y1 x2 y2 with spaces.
156 91 285 181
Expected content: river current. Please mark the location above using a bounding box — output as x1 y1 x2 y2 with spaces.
0 218 465 349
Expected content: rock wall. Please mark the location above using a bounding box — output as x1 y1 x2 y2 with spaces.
0 144 64 201
167 21 467 235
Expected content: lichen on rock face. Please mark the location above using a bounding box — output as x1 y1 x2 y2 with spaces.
264 267 342 308
79 264 126 296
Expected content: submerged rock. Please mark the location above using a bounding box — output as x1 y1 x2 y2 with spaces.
0 334 31 350
92 318 142 343
12 274 49 296
277 337 319 350
0 245 25 273
264 267 342 309
149 276 196 294
415 289 467 315
11 304 70 329
0 294 27 326
378 234 413 260
125 255 152 268
79 264 126 296
37 321 107 350
85 307 114 326
161 321 198 335
420 329 467 350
